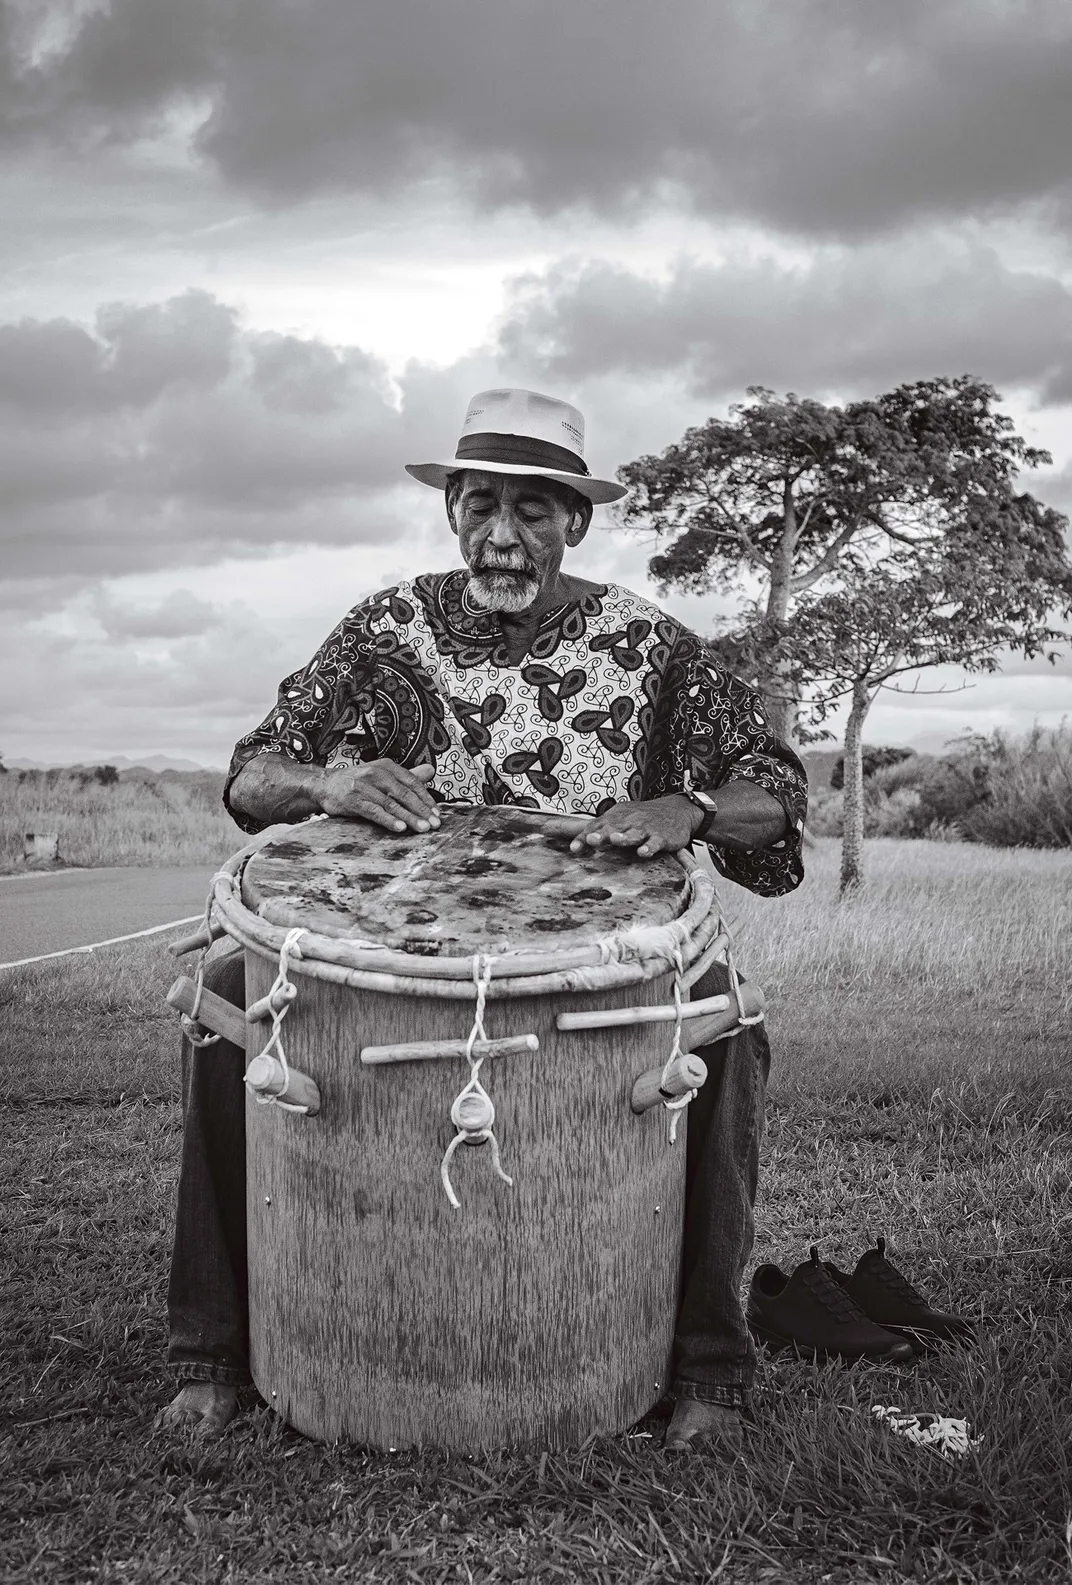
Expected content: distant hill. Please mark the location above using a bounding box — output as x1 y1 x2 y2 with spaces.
6 753 224 773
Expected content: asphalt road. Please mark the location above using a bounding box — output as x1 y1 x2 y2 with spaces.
0 866 218 966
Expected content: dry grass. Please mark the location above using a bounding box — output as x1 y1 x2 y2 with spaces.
2 839 1071 1582
0 771 234 871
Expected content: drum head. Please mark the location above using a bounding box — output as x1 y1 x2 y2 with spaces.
242 807 689 956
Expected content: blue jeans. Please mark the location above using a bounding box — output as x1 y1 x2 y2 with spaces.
167 948 770 1411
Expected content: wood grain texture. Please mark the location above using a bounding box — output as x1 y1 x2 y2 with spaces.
166 975 247 1048
360 1033 540 1065
244 957 686 1451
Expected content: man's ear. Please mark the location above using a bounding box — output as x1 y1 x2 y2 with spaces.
444 485 459 537
565 499 593 547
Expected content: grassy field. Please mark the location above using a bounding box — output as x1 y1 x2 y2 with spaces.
0 770 234 871
2 838 1071 1582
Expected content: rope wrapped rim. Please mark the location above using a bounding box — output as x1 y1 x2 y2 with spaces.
208 822 721 1000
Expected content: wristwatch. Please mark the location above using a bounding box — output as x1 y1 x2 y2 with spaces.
682 788 719 843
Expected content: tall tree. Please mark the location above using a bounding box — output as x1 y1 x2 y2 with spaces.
786 489 1072 892
616 378 1053 741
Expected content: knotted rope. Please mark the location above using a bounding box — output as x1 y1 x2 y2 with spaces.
179 871 234 1047
440 954 514 1209
245 926 310 1115
726 948 765 1031
657 947 695 1144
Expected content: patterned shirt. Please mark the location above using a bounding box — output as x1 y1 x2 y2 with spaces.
226 571 808 896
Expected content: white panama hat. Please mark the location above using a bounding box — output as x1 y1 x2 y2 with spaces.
405 387 628 505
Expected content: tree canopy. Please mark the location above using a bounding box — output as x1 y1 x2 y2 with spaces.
616 376 1072 891
615 377 1061 742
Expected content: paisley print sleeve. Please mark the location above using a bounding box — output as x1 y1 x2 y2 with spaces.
673 634 809 897
223 588 402 832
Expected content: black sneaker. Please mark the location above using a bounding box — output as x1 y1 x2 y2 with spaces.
747 1247 916 1363
826 1236 976 1350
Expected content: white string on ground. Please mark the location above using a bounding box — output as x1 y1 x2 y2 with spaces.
440 954 514 1208
0 914 203 972
872 1405 982 1462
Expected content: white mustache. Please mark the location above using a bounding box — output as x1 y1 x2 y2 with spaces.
474 553 537 576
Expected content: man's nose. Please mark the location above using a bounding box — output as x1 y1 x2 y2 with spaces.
486 506 522 546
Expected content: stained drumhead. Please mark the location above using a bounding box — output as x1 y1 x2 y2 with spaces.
241 807 689 957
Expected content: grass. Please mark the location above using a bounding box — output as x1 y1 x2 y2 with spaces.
0 770 235 871
2 838 1071 1582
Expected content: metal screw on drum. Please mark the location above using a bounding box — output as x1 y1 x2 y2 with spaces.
265 1195 272 1205
654 1205 661 1215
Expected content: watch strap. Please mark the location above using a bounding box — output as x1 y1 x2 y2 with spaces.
683 788 719 844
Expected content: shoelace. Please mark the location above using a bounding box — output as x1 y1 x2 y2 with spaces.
864 1236 928 1306
803 1247 871 1324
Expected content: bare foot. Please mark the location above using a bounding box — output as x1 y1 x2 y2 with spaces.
663 1397 744 1454
155 1382 239 1438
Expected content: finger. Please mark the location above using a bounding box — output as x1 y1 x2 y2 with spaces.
377 791 437 832
635 838 665 858
376 780 440 827
350 796 412 833
380 763 440 820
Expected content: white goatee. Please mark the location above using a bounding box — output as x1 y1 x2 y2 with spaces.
467 552 540 613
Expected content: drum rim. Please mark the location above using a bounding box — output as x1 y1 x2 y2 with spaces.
210 817 722 998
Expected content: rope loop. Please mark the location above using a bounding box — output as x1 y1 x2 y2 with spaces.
180 1013 220 1048
245 927 310 1115
183 880 228 1047
657 946 695 1144
440 955 514 1208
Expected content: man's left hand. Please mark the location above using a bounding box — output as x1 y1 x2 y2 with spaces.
568 795 701 859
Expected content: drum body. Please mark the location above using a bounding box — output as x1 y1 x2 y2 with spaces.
227 808 720 1450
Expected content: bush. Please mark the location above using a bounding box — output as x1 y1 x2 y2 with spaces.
829 745 916 789
953 724 1072 848
813 725 1072 848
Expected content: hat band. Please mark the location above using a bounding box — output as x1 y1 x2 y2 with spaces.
454 431 590 477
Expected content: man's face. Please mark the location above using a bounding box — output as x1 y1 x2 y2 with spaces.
449 471 588 613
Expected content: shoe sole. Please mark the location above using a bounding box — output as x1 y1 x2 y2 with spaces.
881 1323 976 1353
748 1320 915 1364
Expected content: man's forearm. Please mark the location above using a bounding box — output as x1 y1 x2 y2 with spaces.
700 780 789 851
229 754 329 828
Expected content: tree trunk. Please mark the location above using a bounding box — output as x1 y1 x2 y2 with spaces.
760 481 799 743
839 683 872 897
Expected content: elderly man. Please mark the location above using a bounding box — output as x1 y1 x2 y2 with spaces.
161 388 807 1452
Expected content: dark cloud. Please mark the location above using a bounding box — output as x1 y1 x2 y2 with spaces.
0 289 423 580
496 242 1072 408
4 1 1072 239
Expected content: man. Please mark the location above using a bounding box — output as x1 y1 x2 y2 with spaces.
161 388 807 1452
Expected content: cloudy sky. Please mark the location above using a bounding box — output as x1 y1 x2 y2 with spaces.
2 0 1071 767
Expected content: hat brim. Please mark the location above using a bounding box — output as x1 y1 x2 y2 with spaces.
405 459 628 505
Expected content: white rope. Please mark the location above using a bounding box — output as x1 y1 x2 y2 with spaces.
872 1405 982 1462
440 954 514 1208
726 938 765 1032
658 947 695 1144
181 876 232 1048
245 926 310 1114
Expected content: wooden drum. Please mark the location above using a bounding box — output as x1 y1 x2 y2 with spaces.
186 806 746 1450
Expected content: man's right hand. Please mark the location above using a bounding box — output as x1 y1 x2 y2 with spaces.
318 761 441 833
